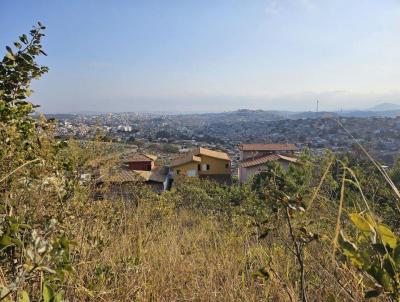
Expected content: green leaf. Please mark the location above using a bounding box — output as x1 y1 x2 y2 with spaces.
365 289 381 299
372 243 387 255
0 235 13 247
393 245 400 267
18 290 30 302
365 213 376 227
54 293 63 302
339 232 363 268
376 224 397 249
42 284 54 302
6 46 13 54
349 213 373 233
5 52 15 60
20 34 28 44
11 238 23 247
383 255 396 278
367 265 393 291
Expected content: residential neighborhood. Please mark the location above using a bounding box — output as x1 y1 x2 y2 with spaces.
90 142 300 198
50 111 400 166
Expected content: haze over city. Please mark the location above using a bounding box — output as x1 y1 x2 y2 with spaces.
1 0 400 113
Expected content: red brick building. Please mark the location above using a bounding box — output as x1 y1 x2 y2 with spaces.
123 153 157 171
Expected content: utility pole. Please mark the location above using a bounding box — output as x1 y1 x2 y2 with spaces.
316 100 319 113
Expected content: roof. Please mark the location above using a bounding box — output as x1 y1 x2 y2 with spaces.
123 153 157 163
146 166 170 182
239 154 297 168
169 147 230 167
239 143 298 152
87 150 134 168
98 170 141 183
97 166 169 184
169 154 201 167
195 147 230 160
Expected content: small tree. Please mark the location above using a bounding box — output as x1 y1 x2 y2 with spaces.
0 23 72 302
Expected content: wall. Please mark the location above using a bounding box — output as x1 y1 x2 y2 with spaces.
171 161 199 177
198 155 230 175
126 161 153 171
238 160 290 183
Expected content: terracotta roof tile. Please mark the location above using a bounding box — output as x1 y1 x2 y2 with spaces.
123 153 157 162
169 147 230 167
169 154 201 167
239 154 297 168
196 147 230 160
98 166 169 184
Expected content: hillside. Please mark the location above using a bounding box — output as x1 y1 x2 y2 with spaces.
369 103 400 111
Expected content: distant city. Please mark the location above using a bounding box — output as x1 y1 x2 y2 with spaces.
39 102 400 167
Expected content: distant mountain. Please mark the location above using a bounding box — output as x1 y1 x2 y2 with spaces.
338 110 400 118
176 109 286 125
369 103 400 111
288 111 338 119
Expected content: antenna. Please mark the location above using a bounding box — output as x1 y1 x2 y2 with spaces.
316 100 319 113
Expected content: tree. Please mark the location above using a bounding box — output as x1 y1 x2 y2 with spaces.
0 23 72 302
0 22 48 136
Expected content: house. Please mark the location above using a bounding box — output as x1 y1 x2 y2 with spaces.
238 144 298 183
93 152 172 199
122 153 157 171
95 165 172 199
130 165 172 193
169 147 231 184
239 143 297 160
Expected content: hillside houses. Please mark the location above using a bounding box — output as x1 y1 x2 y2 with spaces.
238 144 298 183
92 143 299 199
170 147 231 184
95 152 172 198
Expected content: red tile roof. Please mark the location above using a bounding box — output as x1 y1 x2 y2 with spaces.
239 143 297 151
169 147 230 167
123 153 157 162
239 154 297 168
97 166 169 184
195 147 230 160
169 154 201 167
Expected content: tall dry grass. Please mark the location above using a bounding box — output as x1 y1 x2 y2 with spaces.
64 197 270 301
55 181 368 302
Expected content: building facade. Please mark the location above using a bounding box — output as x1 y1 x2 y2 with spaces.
170 147 231 183
238 144 298 183
122 153 157 171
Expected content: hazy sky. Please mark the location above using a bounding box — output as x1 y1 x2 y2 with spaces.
1 0 400 113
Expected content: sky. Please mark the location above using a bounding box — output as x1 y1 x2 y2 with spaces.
1 0 400 113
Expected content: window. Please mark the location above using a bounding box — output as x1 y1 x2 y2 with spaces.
201 164 207 171
225 163 229 169
187 170 196 177
176 169 180 175
198 164 201 171
206 164 210 170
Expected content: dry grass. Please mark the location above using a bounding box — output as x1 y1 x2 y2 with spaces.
65 199 270 301
54 187 370 302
